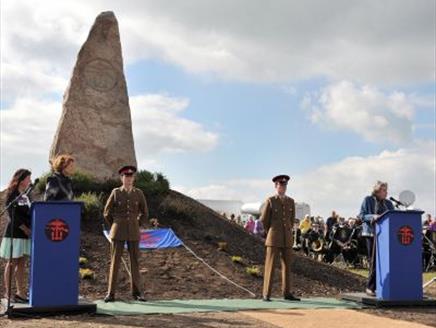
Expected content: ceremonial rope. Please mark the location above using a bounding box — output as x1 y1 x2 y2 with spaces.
181 242 257 297
102 228 257 298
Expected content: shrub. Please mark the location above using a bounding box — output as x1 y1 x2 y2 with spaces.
35 172 51 193
36 170 118 195
36 169 169 197
135 170 170 196
79 257 88 266
75 192 104 221
231 256 244 264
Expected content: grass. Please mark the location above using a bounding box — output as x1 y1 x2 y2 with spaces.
349 268 436 283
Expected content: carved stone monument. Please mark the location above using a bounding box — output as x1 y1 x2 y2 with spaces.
50 11 137 180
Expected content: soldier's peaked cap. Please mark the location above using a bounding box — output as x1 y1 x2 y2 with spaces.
118 165 137 175
272 174 290 183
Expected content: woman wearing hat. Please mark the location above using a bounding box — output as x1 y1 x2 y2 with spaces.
44 154 76 201
0 169 33 302
359 181 394 296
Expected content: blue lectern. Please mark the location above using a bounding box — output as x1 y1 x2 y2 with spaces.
376 210 424 301
30 202 82 307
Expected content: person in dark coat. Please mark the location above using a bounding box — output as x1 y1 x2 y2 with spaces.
0 169 33 302
44 155 75 201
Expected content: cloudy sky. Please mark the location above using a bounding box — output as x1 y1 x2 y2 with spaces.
1 0 435 217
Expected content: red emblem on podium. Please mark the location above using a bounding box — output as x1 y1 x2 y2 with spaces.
397 225 414 246
45 219 70 242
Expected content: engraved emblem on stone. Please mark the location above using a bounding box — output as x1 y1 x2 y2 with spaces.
83 59 118 92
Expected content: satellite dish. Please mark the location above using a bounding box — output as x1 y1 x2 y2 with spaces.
399 190 415 207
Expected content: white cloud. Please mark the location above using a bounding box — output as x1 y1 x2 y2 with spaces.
301 81 416 144
0 94 218 186
176 141 436 218
176 179 270 202
0 98 61 185
115 0 433 84
0 1 90 101
130 94 218 154
1 0 433 101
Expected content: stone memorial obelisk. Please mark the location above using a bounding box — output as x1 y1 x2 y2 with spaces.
50 11 137 180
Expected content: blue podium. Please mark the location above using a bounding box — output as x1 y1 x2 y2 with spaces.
9 201 97 315
375 210 424 301
30 202 82 306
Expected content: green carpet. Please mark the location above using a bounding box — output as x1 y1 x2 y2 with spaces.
95 298 362 316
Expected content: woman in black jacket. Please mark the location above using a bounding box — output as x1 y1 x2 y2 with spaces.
0 169 32 302
44 155 76 201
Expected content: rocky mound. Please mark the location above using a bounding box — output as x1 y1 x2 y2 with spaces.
0 189 365 300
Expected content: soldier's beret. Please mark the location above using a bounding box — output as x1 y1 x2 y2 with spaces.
118 165 137 175
272 174 290 183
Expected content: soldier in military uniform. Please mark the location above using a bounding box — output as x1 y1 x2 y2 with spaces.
103 165 148 302
260 174 300 302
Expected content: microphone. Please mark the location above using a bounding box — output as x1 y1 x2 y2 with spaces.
24 178 40 196
389 197 404 207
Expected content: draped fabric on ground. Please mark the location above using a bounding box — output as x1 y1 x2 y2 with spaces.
102 227 255 296
103 228 182 249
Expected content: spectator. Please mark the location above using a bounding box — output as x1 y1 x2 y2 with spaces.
244 216 255 234
253 217 265 238
348 217 357 228
230 213 236 223
428 214 436 232
325 211 338 241
299 215 312 234
236 215 242 226
423 213 433 228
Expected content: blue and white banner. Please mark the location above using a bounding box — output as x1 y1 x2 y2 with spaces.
103 228 182 249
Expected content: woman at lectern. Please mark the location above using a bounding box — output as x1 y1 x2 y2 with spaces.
0 169 32 303
359 181 394 296
44 154 75 201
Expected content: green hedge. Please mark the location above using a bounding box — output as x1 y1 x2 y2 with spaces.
135 171 170 197
75 192 104 221
36 169 170 197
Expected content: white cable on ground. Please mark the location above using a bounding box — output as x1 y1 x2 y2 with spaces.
102 228 257 298
181 242 257 298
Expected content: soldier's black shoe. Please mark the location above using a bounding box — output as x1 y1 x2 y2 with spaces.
283 294 301 301
262 296 271 302
104 294 115 303
133 294 147 302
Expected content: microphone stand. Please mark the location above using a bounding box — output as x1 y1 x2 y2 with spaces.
0 185 34 318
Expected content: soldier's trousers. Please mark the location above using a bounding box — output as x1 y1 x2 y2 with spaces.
107 240 142 296
263 246 292 298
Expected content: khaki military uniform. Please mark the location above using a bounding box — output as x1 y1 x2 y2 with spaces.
103 186 148 296
260 194 295 298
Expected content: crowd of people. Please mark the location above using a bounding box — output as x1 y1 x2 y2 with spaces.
223 210 436 246
222 204 436 277
222 213 266 238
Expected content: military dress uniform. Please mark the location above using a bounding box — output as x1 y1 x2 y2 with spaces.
260 174 299 301
103 167 148 301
